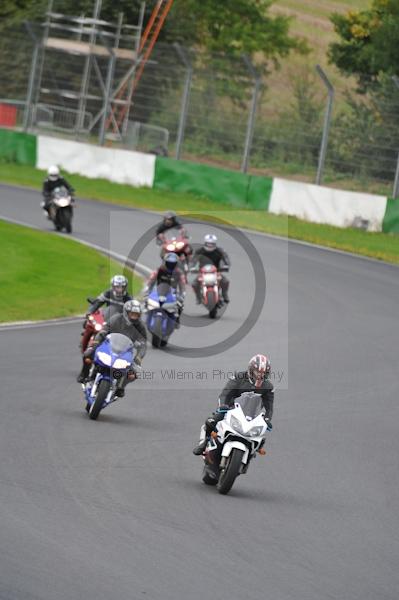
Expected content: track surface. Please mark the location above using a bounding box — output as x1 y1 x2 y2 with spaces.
1 184 398 600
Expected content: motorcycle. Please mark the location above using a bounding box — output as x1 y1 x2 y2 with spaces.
80 298 106 353
200 392 270 495
46 186 74 233
145 283 178 348
82 333 137 420
190 265 229 319
158 231 192 276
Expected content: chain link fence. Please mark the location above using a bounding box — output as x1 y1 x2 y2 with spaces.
1 24 399 196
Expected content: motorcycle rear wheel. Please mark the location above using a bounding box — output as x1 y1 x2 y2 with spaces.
89 379 110 420
217 448 244 495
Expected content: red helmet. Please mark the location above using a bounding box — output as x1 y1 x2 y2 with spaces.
247 354 271 388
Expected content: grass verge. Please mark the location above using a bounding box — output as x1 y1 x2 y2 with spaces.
0 219 142 322
0 163 398 265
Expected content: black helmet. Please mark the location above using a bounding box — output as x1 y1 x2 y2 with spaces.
247 354 271 388
163 211 176 224
163 252 178 272
123 299 142 324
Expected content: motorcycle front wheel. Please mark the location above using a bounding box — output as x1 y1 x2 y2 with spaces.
61 207 73 233
217 448 244 495
89 379 110 420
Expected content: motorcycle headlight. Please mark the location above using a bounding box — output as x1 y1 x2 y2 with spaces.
230 415 244 435
247 425 265 437
147 298 159 308
94 323 102 331
113 358 130 369
97 351 111 366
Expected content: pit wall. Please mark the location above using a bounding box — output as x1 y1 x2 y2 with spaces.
1 129 398 233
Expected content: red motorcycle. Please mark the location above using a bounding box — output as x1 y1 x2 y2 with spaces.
191 265 228 319
157 229 192 275
80 301 106 353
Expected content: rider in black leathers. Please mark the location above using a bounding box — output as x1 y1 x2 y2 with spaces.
88 275 132 316
77 300 147 394
42 165 74 215
155 211 185 240
193 355 274 455
191 234 230 304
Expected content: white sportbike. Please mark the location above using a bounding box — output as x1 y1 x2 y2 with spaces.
46 186 74 233
200 392 271 495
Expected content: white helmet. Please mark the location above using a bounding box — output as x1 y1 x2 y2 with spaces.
111 274 128 298
123 299 142 324
48 165 60 181
204 234 217 251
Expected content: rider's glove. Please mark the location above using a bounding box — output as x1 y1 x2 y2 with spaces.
83 347 95 359
264 418 273 431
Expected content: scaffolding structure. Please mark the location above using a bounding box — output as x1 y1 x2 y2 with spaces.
24 0 174 145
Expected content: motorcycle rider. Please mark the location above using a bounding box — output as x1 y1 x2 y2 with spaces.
42 165 74 216
155 211 185 241
156 212 192 265
143 253 186 327
192 354 274 455
190 234 230 304
77 299 147 395
87 275 132 316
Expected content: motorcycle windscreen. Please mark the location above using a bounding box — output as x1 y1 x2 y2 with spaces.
165 226 182 238
235 392 264 419
106 333 133 354
53 186 69 199
156 282 175 302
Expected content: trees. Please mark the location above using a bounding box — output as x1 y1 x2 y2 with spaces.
326 1 399 182
1 0 306 64
328 0 399 92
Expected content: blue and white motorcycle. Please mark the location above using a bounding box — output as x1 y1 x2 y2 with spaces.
82 333 136 420
146 283 178 348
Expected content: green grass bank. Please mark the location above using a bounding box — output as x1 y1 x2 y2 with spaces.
0 164 398 265
0 219 142 322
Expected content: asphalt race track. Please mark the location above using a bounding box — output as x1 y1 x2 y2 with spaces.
1 183 398 600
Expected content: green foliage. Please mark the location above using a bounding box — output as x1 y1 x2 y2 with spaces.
252 66 324 169
328 74 399 180
167 0 307 63
328 0 399 92
0 0 306 64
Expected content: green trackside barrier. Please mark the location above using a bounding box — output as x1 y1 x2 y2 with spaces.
382 198 399 234
153 157 273 209
246 174 273 210
0 129 37 166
